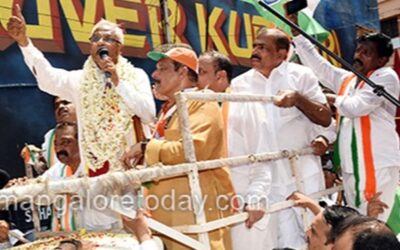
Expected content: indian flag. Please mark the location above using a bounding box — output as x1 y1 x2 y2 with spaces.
242 0 329 42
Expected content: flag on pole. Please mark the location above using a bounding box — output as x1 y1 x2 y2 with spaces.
393 50 400 137
242 0 329 42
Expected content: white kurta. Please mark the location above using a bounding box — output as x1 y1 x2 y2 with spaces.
293 35 400 219
228 62 327 249
20 41 156 157
42 162 85 230
19 41 156 229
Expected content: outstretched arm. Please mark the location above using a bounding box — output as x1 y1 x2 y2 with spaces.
288 191 322 215
7 4 79 101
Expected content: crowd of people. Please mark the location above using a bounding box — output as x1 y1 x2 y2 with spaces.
0 2 399 250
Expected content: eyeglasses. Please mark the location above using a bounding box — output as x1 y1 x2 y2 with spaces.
89 35 121 44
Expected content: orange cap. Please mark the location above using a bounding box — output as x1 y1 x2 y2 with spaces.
148 47 198 73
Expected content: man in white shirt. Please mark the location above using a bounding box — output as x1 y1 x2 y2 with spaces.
291 22 400 221
42 122 85 232
7 4 155 175
227 27 331 249
41 97 77 169
7 4 155 230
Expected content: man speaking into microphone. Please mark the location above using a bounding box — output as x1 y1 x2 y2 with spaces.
7 4 155 230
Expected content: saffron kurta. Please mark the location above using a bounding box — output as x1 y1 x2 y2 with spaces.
145 100 235 250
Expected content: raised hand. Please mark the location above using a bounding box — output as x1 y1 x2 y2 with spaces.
6 4 29 46
287 13 300 36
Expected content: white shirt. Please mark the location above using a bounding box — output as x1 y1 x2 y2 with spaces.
42 162 85 230
228 62 327 199
20 41 156 230
20 41 156 167
292 35 400 173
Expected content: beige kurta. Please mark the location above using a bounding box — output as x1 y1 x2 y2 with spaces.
145 100 235 250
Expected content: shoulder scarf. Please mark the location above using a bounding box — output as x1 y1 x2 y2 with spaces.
51 165 76 232
333 71 376 207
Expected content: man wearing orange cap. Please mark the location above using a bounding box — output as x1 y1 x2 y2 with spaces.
122 45 235 250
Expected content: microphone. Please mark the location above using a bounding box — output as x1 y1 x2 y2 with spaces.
98 48 112 89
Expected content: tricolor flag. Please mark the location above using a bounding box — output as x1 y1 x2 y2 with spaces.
242 0 329 42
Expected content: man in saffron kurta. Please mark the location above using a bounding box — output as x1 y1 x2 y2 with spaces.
292 31 400 221
122 46 234 250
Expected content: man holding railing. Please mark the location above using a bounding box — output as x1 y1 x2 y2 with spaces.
227 27 331 249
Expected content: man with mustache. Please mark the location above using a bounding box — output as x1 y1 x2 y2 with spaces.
20 97 76 175
291 20 400 222
7 4 155 230
42 122 84 232
41 97 78 170
7 4 155 176
227 27 331 249
122 45 235 250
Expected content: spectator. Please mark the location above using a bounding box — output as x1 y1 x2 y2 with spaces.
332 215 400 250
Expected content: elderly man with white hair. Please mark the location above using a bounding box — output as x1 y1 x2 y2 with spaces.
7 4 155 230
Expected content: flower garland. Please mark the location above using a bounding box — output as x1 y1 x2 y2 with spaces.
79 56 137 172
